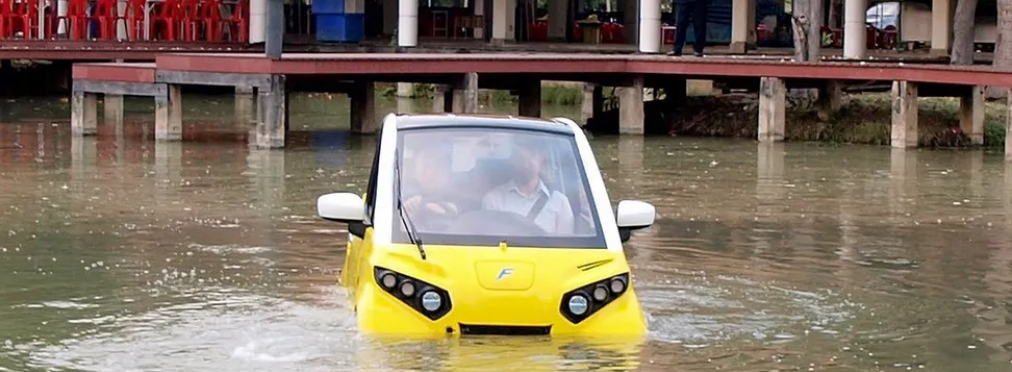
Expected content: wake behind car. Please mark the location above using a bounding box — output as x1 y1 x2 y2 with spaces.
317 113 656 337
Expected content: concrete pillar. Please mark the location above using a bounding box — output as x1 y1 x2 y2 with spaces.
396 82 414 98
930 0 952 57
890 80 919 149
235 86 256 125
758 77 786 142
548 0 568 41
71 91 97 136
618 76 645 134
817 80 843 121
960 85 984 145
432 85 453 113
1006 94 1012 161
57 0 68 35
351 81 377 134
452 73 479 113
103 94 124 125
491 0 515 45
255 75 287 148
518 81 541 117
581 83 595 124
250 0 267 43
638 0 661 53
155 85 183 141
730 0 751 53
474 0 485 39
398 0 419 47
843 0 868 59
623 0 639 46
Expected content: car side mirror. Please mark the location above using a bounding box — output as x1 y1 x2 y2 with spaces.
616 200 655 243
317 192 369 238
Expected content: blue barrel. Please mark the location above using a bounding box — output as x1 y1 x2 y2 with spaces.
313 0 365 43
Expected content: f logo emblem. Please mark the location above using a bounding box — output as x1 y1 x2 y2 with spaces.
497 268 514 280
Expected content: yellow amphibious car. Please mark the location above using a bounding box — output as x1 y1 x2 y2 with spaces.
317 113 656 337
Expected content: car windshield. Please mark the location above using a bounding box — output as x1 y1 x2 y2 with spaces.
392 126 606 248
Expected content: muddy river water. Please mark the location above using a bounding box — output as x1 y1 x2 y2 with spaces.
1 94 1011 371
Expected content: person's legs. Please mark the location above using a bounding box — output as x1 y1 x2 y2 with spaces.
692 0 708 55
670 2 692 55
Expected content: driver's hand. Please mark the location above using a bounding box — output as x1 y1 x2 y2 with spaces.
404 195 423 213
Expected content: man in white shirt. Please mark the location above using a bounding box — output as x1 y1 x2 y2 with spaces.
481 140 575 235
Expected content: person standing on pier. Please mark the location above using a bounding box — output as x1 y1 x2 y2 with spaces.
669 0 710 56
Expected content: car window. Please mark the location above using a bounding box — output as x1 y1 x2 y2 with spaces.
391 126 606 249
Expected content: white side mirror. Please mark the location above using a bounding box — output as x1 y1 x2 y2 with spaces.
616 200 655 230
317 192 365 223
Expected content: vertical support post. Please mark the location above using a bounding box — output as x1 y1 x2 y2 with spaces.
255 75 287 148
235 86 256 125
399 0 419 47
103 94 124 125
71 90 98 136
383 0 398 35
1006 94 1012 161
517 81 542 117
638 0 661 53
155 84 183 141
730 0 750 53
581 83 596 124
265 0 283 59
57 0 68 36
396 82 414 98
116 0 127 40
817 80 842 120
843 0 868 59
960 85 984 146
618 75 645 134
930 0 953 57
452 73 479 113
350 80 377 134
758 77 786 142
891 80 919 149
548 0 568 41
432 85 453 112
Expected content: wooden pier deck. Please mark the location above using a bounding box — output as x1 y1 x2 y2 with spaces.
68 52 1012 159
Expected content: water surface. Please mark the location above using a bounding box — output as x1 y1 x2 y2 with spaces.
1 94 1011 371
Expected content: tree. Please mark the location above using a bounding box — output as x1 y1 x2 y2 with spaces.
789 0 822 62
951 0 979 65
996 0 1012 69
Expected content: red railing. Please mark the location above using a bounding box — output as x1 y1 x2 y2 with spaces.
0 0 249 42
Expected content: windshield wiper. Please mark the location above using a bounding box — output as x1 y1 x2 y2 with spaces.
394 151 426 260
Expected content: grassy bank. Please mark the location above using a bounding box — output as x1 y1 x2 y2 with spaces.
377 82 1007 148
664 93 1008 148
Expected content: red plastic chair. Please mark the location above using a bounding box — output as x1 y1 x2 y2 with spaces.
123 0 145 40
8 0 40 39
89 0 122 40
178 0 202 41
0 0 11 39
52 0 88 39
217 0 247 43
150 0 181 41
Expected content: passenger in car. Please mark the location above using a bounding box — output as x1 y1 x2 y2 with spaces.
481 140 575 235
402 145 461 221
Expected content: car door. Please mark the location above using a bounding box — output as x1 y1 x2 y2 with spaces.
342 135 382 290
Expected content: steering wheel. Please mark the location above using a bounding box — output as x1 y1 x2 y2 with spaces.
443 210 548 236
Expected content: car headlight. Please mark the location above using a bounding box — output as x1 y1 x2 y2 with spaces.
559 273 630 324
373 266 452 320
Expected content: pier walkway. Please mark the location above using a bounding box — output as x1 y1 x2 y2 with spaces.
70 52 1012 158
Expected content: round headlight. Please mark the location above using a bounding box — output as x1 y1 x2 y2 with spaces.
421 291 442 312
609 277 626 294
567 295 589 316
399 280 416 297
592 285 609 302
380 272 397 289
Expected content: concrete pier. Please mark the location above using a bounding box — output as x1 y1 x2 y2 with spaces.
518 80 541 117
452 73 479 113
891 81 919 149
432 84 452 113
758 77 786 142
103 94 124 125
350 80 377 134
581 83 595 124
817 80 842 120
959 85 984 145
235 86 256 125
155 85 183 141
71 92 98 136
256 75 286 148
618 76 645 134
